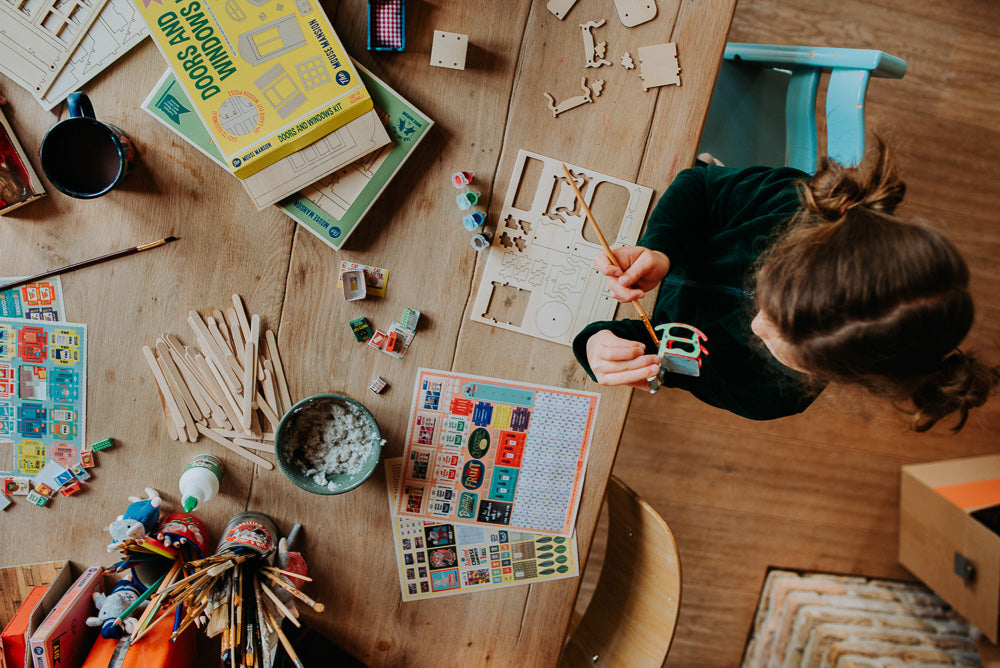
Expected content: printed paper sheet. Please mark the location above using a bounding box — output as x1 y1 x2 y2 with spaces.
386 458 579 600
395 368 599 536
0 279 66 321
0 317 87 479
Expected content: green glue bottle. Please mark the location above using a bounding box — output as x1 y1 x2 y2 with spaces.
179 454 224 512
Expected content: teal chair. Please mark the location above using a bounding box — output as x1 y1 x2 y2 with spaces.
697 44 907 173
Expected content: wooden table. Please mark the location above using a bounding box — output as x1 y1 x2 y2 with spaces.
0 0 734 664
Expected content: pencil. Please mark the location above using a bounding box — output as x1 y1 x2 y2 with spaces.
560 164 659 345
0 236 178 292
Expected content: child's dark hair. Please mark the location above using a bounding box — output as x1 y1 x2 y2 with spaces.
755 138 999 431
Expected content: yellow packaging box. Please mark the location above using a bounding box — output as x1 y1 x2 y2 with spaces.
134 0 373 178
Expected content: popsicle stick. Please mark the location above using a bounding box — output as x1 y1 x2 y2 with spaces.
143 346 188 441
214 430 274 441
260 366 280 420
199 353 245 432
240 314 260 430
265 330 292 412
169 349 212 419
156 340 204 422
225 307 245 360
232 437 275 453
188 310 242 393
196 424 273 469
232 294 252 342
208 315 244 379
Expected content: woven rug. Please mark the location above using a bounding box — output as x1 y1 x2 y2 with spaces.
742 569 982 668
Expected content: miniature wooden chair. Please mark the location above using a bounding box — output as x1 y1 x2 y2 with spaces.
697 44 907 173
560 475 682 668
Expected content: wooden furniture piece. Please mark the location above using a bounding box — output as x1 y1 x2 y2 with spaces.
698 43 907 172
0 1 734 664
560 475 681 668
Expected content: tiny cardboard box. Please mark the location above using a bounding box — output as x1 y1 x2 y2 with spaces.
899 454 1000 642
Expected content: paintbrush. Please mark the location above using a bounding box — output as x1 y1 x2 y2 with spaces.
560 164 659 345
0 236 178 292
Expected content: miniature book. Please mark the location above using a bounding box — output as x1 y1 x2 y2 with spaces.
133 0 373 178
0 108 45 216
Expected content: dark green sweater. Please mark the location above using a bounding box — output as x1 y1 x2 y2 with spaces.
572 165 823 420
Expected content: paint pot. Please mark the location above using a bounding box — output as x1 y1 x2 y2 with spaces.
216 511 278 562
156 512 211 558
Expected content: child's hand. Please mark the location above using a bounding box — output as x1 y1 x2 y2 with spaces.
586 330 661 390
594 247 670 302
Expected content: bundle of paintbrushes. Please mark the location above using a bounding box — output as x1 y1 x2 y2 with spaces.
129 513 318 668
141 294 294 470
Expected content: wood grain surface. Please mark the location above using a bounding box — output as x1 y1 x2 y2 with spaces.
0 0 734 665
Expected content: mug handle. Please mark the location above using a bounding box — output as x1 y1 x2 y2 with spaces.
67 91 96 119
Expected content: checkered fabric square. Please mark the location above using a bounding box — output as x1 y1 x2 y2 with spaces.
374 0 403 49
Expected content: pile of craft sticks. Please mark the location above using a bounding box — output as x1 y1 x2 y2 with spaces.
142 294 292 469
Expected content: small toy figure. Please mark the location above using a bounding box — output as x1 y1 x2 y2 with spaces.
104 488 162 551
648 323 709 393
86 578 144 638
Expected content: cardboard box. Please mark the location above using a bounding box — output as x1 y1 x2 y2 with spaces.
28 566 103 668
0 561 68 668
133 0 373 178
899 454 1000 642
0 107 45 216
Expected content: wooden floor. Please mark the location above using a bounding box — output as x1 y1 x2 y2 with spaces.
599 0 1000 665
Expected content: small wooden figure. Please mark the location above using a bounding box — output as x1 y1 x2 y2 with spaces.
430 30 468 70
648 323 709 393
638 43 682 91
613 0 657 27
580 20 612 69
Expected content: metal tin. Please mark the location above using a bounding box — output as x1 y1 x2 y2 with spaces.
215 511 278 562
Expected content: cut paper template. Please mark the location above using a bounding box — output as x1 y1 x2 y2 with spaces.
472 150 654 346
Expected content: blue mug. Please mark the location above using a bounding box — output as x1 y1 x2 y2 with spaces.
39 92 137 199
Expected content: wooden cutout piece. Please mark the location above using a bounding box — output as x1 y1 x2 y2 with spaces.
580 20 612 69
430 30 468 70
544 77 603 117
638 43 681 90
546 0 579 19
613 0 657 27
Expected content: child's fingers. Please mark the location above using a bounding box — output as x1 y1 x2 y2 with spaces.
593 253 623 278
605 279 644 303
596 361 662 387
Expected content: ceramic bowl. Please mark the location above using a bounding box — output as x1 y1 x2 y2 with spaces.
274 393 382 495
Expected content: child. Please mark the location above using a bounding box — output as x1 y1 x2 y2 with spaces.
573 139 998 430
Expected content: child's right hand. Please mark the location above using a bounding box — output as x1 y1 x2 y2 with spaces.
594 246 670 302
586 330 662 390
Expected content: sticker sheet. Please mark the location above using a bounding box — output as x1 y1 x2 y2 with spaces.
395 368 599 536
0 317 87 478
0 279 65 321
386 459 579 600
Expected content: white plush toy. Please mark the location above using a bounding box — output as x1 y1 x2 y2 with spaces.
104 488 162 552
86 579 145 638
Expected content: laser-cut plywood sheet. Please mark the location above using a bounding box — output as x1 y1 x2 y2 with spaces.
472 150 653 346
0 0 112 97
38 0 149 110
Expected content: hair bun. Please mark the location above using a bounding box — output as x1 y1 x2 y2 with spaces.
803 137 906 221
911 351 1000 432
